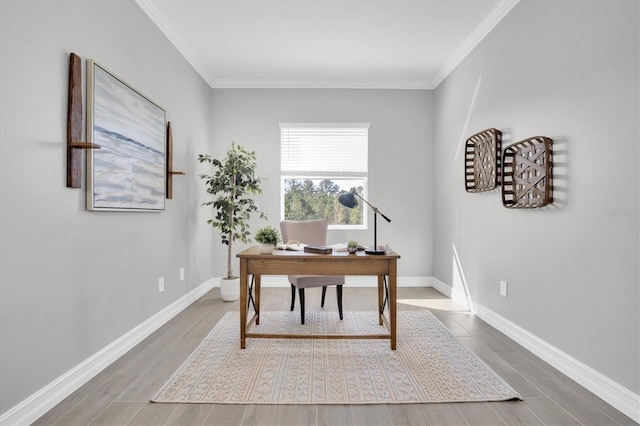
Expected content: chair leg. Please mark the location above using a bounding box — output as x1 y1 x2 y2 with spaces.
290 284 296 311
299 288 305 324
337 285 343 320
321 286 327 307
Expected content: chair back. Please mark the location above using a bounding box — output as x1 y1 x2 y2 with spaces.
280 219 328 247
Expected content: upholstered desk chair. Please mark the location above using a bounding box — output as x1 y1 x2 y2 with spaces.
280 219 344 324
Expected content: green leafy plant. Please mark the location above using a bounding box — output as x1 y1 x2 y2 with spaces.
198 142 266 279
347 240 358 248
255 226 280 246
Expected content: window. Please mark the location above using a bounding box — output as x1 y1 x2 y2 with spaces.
280 123 369 229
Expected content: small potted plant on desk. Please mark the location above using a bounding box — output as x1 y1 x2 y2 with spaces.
255 226 280 254
347 240 359 254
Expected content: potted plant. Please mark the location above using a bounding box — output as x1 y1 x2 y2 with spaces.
198 142 266 301
347 240 359 254
255 226 280 253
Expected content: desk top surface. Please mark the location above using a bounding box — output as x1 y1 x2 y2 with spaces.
237 246 400 259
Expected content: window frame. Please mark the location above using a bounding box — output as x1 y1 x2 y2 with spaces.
280 123 369 230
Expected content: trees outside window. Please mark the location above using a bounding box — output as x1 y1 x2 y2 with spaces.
283 179 363 227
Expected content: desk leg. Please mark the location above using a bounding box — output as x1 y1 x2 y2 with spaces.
389 259 397 350
240 258 248 349
255 275 261 325
377 275 384 325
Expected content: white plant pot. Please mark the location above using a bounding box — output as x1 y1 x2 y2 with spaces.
220 277 240 302
259 243 274 254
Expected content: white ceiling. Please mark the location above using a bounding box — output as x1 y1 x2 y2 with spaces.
136 0 519 90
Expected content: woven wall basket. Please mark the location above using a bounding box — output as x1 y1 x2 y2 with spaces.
464 128 502 192
501 136 553 208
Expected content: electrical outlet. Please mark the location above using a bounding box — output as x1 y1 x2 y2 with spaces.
180 268 185 281
500 280 508 297
159 277 165 293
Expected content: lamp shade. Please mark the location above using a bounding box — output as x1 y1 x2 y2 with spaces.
338 189 358 208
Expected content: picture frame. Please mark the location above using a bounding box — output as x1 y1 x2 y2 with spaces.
86 60 166 211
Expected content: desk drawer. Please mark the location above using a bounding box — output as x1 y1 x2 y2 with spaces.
246 257 391 276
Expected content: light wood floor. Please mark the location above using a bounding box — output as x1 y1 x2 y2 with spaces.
35 287 636 425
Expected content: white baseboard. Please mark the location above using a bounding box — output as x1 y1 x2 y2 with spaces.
7 275 635 424
2 275 427 425
0 278 217 426
429 276 472 311
429 276 455 298
430 277 639 423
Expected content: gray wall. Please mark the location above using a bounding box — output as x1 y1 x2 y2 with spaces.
0 0 214 413
206 89 435 278
433 0 639 393
1 0 638 418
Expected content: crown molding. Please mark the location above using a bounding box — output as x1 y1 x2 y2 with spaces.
137 0 520 90
430 0 520 89
209 79 433 90
135 0 215 87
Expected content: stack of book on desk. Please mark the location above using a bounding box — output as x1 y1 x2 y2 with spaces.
303 245 333 254
276 241 370 254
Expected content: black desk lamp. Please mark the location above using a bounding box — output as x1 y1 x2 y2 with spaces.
338 188 391 255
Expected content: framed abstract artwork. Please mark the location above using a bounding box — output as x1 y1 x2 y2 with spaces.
464 128 502 192
86 60 166 211
501 136 553 208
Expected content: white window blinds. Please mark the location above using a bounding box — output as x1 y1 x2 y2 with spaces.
280 123 369 176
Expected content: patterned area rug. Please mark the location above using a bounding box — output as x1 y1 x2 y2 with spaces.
152 311 522 404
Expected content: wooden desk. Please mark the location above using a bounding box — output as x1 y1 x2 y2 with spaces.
236 246 400 350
